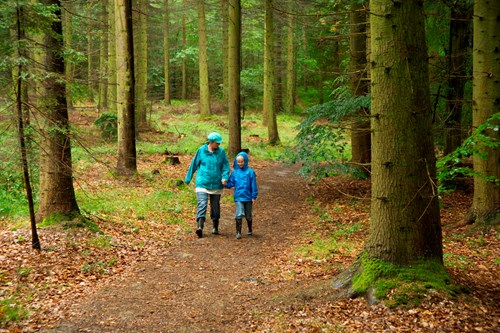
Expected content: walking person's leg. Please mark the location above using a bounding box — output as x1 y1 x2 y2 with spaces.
235 202 245 239
195 192 209 238
244 202 253 235
209 194 221 234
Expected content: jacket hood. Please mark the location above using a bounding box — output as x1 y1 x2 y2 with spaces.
233 151 249 169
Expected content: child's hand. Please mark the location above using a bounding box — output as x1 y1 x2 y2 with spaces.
222 179 227 186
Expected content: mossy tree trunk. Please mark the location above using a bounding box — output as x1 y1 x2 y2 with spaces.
334 0 443 299
37 0 80 221
349 2 370 174
471 0 500 221
115 0 137 175
181 0 187 100
108 0 117 113
221 0 229 112
197 0 211 115
227 0 241 157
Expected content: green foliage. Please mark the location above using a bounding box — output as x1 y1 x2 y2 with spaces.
352 254 462 307
94 112 118 140
437 112 500 193
240 66 264 109
0 298 27 325
284 94 370 180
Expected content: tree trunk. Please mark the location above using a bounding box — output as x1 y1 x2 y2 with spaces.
115 0 137 175
181 0 187 100
227 0 241 157
163 0 171 104
221 0 229 112
367 0 442 264
197 0 211 115
263 0 280 145
87 7 94 103
135 0 148 131
108 0 117 113
471 0 500 220
15 4 40 250
62 1 73 111
284 8 295 114
37 0 80 221
444 4 472 155
98 0 109 112
349 3 370 174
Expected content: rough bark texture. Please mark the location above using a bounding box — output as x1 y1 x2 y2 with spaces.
367 0 442 264
134 0 148 130
221 0 229 112
115 0 137 175
471 0 500 219
107 0 117 113
37 0 79 221
163 0 171 104
197 0 211 115
227 0 241 158
264 0 280 145
349 3 370 173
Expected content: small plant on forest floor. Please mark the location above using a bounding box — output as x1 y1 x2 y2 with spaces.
0 298 27 325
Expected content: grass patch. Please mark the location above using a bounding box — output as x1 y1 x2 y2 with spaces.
0 298 28 326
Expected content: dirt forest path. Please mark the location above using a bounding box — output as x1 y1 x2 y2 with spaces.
49 162 312 333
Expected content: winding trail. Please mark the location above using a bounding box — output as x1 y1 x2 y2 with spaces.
50 162 310 333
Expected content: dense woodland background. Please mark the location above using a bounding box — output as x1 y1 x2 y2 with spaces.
0 0 499 330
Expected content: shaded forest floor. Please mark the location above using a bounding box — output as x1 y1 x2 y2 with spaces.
1 155 499 332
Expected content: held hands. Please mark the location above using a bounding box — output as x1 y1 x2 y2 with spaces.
222 179 228 186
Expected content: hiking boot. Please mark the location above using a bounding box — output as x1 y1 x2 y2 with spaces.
212 219 219 235
236 218 242 239
196 217 205 238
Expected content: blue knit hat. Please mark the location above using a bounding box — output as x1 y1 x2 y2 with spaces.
207 132 223 143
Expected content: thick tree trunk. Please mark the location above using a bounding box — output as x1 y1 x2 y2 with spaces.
444 4 472 155
471 0 500 220
367 0 442 264
264 0 280 145
62 1 73 111
197 0 211 115
115 0 137 175
163 0 171 104
349 3 370 174
227 0 241 157
37 0 79 221
134 0 148 131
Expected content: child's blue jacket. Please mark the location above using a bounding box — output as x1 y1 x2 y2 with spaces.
226 152 258 202
184 143 230 190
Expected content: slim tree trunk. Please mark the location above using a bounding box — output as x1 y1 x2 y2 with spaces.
108 0 117 113
87 6 94 103
37 0 80 221
98 0 109 112
135 0 148 130
227 0 241 157
349 3 370 174
471 0 500 220
284 8 295 114
62 1 73 111
163 0 171 104
115 0 137 175
444 4 472 155
221 0 229 112
15 4 40 250
263 0 280 145
366 0 442 264
181 0 187 100
197 0 211 115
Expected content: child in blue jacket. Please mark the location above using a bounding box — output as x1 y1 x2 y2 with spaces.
225 152 258 239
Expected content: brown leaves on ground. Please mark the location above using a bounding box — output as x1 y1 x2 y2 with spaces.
0 158 499 332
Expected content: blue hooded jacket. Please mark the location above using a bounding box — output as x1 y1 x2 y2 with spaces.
226 152 258 202
185 142 230 190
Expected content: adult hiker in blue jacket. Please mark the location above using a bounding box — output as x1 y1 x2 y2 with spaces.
225 151 258 239
185 132 230 238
